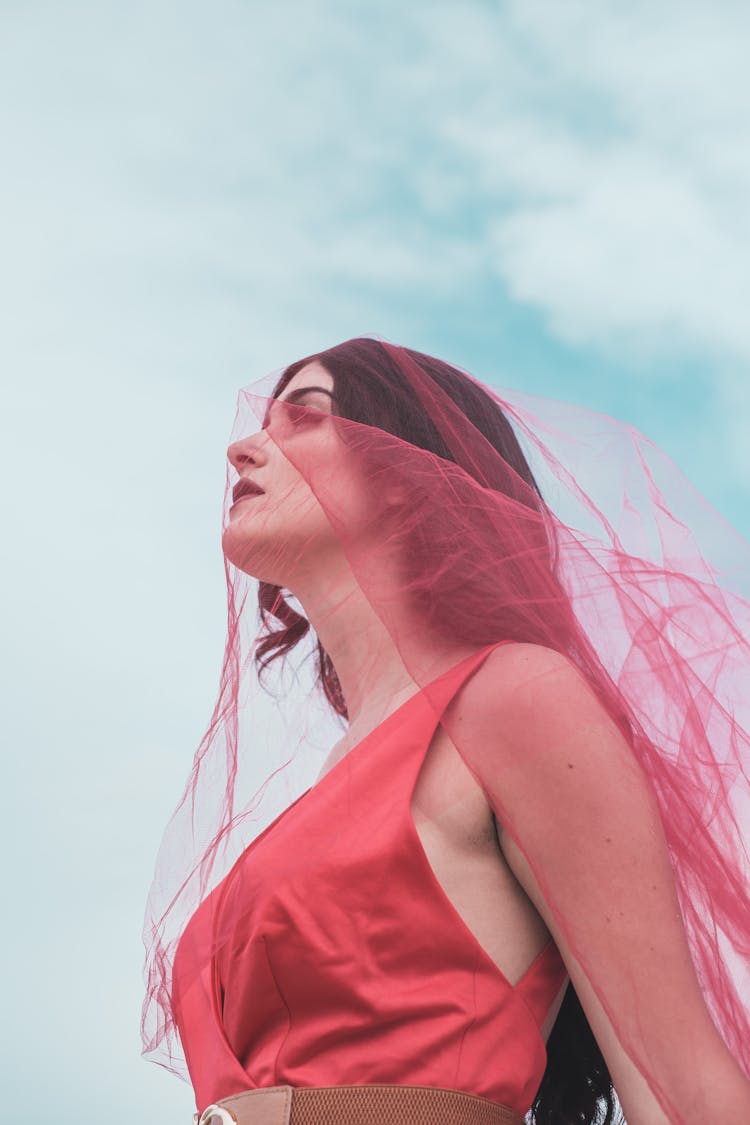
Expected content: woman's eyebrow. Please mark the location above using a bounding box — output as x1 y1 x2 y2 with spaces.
263 385 334 428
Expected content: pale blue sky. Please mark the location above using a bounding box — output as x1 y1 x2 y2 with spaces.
3 2 749 1121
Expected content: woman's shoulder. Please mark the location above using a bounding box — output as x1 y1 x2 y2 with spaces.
481 639 577 678
465 640 596 717
450 640 622 774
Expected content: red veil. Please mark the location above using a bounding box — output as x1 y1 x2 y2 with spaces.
142 338 750 1122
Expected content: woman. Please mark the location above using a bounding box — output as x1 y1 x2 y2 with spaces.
143 338 750 1124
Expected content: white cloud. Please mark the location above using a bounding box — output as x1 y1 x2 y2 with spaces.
419 1 750 453
413 1 746 355
490 152 749 358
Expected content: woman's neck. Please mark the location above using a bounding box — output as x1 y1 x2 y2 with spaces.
290 558 467 729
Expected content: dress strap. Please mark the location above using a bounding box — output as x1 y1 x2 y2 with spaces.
419 639 514 716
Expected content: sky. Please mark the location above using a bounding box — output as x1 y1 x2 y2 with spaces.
2 1 749 1121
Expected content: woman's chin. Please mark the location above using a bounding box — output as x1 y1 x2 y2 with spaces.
221 528 287 586
222 526 261 577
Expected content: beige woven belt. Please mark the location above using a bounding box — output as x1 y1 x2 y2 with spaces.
196 1084 524 1125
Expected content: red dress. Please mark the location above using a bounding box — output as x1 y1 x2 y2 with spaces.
172 641 568 1115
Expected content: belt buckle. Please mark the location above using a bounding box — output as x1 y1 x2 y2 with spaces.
196 1106 238 1125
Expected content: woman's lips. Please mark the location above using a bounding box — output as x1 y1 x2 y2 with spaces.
232 479 265 504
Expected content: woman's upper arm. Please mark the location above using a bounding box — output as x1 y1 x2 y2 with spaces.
448 642 750 1124
499 828 674 1124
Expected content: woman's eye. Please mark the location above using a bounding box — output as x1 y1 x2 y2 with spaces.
290 410 325 428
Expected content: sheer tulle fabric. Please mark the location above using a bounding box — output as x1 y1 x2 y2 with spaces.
142 340 750 1122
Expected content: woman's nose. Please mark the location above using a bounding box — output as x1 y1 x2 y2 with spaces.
227 432 268 473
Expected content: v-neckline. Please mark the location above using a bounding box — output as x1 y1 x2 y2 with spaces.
308 642 501 799
235 642 501 860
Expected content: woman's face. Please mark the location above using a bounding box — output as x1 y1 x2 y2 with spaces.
222 362 351 586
